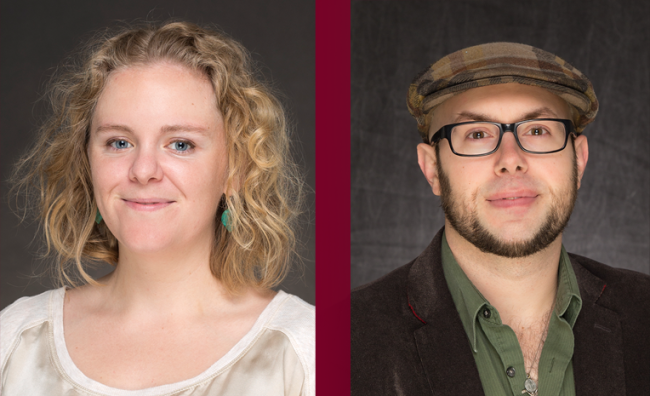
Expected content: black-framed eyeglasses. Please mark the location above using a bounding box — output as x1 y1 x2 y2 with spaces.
430 118 575 157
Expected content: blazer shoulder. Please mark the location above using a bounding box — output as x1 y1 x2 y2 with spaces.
569 253 650 290
569 253 650 314
351 260 413 313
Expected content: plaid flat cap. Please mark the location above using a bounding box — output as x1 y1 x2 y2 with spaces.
407 42 598 142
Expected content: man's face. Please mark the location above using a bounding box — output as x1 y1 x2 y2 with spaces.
417 83 589 257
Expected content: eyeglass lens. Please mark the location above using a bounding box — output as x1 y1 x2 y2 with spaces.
450 120 567 155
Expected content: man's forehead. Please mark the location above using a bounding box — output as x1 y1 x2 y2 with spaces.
407 42 598 142
431 83 573 130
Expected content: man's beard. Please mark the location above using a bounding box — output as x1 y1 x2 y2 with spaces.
437 152 578 258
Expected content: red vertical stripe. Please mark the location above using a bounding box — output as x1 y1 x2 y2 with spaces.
316 0 351 394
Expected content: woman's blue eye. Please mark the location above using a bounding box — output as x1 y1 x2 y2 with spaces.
110 140 132 149
171 141 192 152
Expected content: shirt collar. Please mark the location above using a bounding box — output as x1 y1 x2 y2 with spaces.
440 231 582 352
555 245 582 327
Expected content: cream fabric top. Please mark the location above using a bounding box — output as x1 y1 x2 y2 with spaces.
0 288 315 396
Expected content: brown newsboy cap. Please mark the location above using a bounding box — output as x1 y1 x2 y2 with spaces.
407 42 598 142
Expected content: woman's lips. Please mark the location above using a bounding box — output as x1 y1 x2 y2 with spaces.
122 199 175 211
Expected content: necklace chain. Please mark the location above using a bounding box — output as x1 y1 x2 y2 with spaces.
521 303 554 396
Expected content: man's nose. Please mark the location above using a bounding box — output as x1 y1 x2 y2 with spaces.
494 130 528 175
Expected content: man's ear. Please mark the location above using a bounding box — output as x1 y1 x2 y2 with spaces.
573 134 589 189
417 143 441 196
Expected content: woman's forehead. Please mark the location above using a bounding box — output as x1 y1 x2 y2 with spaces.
92 62 220 130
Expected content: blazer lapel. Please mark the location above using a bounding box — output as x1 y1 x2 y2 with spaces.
571 257 626 396
407 229 485 395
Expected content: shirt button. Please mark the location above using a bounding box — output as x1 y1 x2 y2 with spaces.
506 367 516 377
482 308 491 319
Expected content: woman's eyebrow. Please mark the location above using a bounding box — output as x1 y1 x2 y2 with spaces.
94 124 133 134
160 124 210 135
94 124 209 135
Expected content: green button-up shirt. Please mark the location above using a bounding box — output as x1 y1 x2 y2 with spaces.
441 232 582 396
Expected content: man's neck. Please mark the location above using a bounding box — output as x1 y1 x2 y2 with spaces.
444 223 560 326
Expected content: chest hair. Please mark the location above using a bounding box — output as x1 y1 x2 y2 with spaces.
511 309 553 382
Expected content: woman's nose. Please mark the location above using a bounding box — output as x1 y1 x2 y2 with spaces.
129 145 163 184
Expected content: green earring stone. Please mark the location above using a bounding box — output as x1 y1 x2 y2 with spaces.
221 209 232 232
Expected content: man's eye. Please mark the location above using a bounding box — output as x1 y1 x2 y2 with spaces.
109 139 132 149
529 127 546 136
469 131 488 139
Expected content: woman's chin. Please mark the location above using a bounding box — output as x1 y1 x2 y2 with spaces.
116 232 180 256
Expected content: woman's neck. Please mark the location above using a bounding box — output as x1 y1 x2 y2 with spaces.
95 240 232 317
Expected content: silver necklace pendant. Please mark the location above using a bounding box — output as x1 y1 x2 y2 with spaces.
522 377 538 395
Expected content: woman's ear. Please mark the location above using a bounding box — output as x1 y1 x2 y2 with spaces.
223 164 242 198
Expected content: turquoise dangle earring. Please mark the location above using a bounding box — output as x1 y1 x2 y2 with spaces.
221 209 232 232
219 194 232 232
95 209 103 224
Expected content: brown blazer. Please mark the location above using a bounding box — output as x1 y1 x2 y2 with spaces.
351 229 650 395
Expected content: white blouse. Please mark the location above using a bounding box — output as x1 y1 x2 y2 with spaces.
0 288 315 396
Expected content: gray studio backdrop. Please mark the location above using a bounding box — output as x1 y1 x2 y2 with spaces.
0 0 315 309
351 0 650 289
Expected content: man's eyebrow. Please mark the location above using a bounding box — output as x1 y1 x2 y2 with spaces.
453 112 494 123
453 107 561 123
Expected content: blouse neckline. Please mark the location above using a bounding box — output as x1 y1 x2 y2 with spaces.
49 287 288 395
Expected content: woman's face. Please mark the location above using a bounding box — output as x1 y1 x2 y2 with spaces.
88 62 228 256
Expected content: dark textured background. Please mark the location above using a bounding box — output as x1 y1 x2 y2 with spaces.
1 0 315 308
351 0 650 288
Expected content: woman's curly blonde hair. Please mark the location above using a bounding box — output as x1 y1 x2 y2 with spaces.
11 21 304 293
